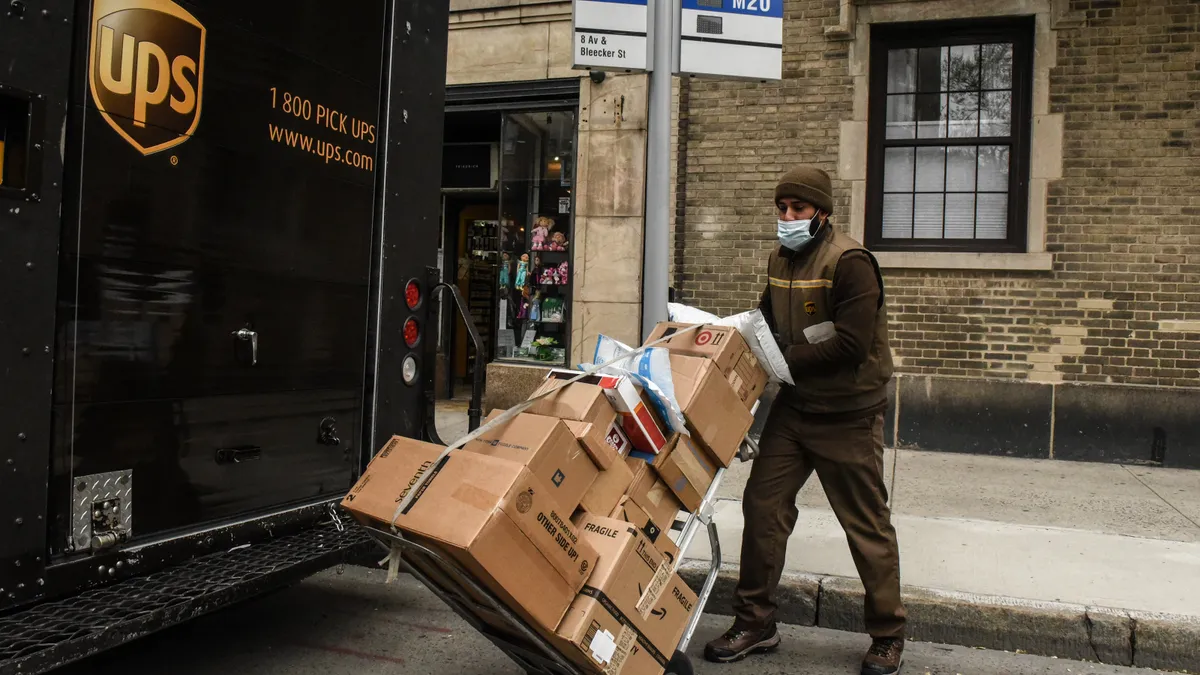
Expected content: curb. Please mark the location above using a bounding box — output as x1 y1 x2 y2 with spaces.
678 561 1200 673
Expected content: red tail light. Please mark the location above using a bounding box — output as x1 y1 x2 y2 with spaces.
405 280 421 310
404 317 420 348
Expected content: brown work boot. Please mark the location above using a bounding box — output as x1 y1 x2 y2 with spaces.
703 622 780 663
861 637 904 675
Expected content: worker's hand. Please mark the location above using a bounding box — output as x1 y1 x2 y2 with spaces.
772 332 789 349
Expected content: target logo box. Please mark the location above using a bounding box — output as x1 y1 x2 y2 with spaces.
644 322 767 410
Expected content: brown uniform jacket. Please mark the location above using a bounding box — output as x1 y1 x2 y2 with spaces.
760 224 894 418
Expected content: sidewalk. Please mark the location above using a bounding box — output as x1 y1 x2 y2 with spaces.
680 448 1200 672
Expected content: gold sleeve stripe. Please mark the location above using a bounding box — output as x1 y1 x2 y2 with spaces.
769 277 833 289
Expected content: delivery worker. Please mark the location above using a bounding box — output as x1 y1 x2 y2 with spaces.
704 166 906 675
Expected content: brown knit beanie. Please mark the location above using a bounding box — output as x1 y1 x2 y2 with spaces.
775 166 834 215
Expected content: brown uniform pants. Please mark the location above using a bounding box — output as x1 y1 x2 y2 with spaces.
733 405 906 638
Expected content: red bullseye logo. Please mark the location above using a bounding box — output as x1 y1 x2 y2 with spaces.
696 331 714 346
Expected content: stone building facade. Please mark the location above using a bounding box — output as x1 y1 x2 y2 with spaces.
673 0 1200 467
450 0 1200 468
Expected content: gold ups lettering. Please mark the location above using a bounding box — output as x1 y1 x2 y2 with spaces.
89 0 205 155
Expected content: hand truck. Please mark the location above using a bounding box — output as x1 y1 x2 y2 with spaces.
360 428 760 675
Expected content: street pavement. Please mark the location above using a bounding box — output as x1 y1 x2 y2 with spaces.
55 566 1172 675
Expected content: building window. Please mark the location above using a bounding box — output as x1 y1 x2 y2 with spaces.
866 18 1034 253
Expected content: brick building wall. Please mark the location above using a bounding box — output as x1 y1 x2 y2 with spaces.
674 0 1200 466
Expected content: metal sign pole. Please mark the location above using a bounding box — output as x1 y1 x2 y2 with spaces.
641 0 675 340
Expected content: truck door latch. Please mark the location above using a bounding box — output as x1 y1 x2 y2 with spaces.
232 328 258 366
318 417 340 447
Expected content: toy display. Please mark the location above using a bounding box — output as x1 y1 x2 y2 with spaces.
514 254 529 290
542 297 564 323
529 291 542 322
530 217 553 251
548 231 569 251
557 262 569 285
498 252 511 289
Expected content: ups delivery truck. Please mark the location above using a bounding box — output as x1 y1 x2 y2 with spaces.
0 1 456 672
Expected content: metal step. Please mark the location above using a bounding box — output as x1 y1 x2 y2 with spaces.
0 521 373 675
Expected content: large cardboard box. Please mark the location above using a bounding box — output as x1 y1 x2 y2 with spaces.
543 370 670 455
555 516 699 674
578 449 636 517
528 381 632 469
645 322 768 410
342 436 599 632
632 434 717 513
668 355 755 467
468 412 599 514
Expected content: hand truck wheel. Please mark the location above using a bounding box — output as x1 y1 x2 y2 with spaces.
666 649 694 675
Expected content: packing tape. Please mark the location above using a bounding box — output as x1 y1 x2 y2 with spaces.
386 322 706 532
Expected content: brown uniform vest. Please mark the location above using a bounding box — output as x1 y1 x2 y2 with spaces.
767 227 894 415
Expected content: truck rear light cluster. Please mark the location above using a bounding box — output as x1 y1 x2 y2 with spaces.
403 317 420 348
405 279 422 310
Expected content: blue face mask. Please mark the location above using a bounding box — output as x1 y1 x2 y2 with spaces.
777 214 822 251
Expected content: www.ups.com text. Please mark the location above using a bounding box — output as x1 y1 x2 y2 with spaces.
268 123 374 172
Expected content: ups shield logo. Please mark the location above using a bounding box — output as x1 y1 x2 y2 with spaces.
89 0 205 155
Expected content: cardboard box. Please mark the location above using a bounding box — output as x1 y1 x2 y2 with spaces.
667 355 755 467
468 412 599 514
342 436 599 632
528 381 632 469
626 460 684 532
649 434 717 513
555 516 699 674
544 370 670 456
645 322 768 410
578 450 636 517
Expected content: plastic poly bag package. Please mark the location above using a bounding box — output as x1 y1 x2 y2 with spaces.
667 302 795 386
588 334 689 435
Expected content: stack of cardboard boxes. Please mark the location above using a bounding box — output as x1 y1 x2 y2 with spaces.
341 322 768 675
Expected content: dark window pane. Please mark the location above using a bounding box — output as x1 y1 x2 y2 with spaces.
980 91 1012 136
914 194 945 238
981 43 1013 90
945 194 977 238
886 94 916 139
946 146 978 192
917 46 947 93
978 146 1010 191
977 193 1009 239
948 44 981 91
884 147 915 192
887 48 918 94
949 91 980 138
916 93 947 138
915 146 946 192
882 194 915 239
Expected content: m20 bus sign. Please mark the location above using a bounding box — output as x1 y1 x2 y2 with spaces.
572 0 651 73
680 0 782 81
89 0 206 155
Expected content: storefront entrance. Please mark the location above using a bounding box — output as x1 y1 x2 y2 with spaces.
439 81 580 397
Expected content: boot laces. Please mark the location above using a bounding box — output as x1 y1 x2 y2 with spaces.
869 638 901 658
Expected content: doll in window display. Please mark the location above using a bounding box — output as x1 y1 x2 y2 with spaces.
498 252 512 289
548 231 569 251
531 217 553 251
515 254 529 291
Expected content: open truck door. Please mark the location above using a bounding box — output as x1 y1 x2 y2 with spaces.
0 1 452 672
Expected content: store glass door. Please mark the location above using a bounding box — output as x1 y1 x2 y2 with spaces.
496 110 576 366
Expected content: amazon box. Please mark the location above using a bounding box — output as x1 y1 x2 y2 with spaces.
645 322 767 410
543 370 670 456
555 516 698 674
667 355 754 467
342 436 599 633
528 381 632 470
468 412 599 514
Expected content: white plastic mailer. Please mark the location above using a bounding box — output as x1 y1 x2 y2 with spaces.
668 303 795 386
589 334 688 436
